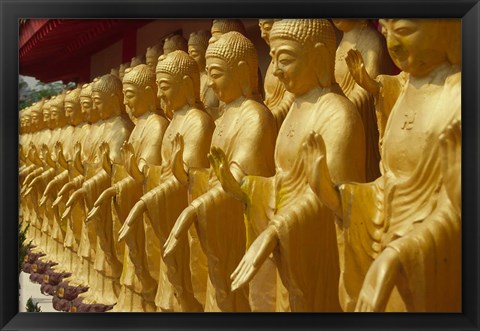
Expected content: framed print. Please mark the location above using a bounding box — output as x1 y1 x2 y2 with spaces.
1 0 479 330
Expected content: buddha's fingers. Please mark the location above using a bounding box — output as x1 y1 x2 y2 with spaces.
58 182 74 197
117 224 130 242
62 206 72 220
39 195 47 207
163 235 179 259
66 189 85 208
231 258 247 281
231 263 254 292
174 206 197 237
86 206 99 222
52 195 63 207
94 187 116 208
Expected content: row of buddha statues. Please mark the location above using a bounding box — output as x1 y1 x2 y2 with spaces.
19 18 461 312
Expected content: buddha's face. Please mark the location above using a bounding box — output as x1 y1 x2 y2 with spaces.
206 57 242 104
49 106 62 127
24 116 31 130
379 19 448 77
42 109 52 128
259 20 274 45
80 96 96 123
30 112 41 128
269 38 319 96
92 91 115 120
123 83 150 117
156 72 185 113
188 45 206 72
64 101 82 125
332 19 364 32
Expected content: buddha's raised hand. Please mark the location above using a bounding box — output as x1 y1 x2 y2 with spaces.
209 146 245 202
171 133 188 186
55 142 68 170
230 224 279 292
303 131 342 219
345 49 380 96
122 142 142 182
440 118 461 214
100 141 112 175
118 199 146 241
73 142 84 174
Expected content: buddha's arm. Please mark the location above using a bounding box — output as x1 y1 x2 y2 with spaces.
54 174 84 205
108 126 131 165
230 224 279 292
163 204 197 259
86 186 116 221
137 115 168 167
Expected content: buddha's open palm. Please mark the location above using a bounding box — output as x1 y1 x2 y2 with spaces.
231 225 278 292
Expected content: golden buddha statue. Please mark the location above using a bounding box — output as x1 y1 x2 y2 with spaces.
223 19 365 312
188 30 220 122
302 19 461 312
87 64 169 312
163 34 188 55
117 51 215 312
63 74 133 305
145 42 163 71
259 19 294 131
332 19 395 182
163 32 277 312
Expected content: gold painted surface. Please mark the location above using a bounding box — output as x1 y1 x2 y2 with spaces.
19 18 461 313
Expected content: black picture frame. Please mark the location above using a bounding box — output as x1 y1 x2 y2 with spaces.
1 0 479 330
